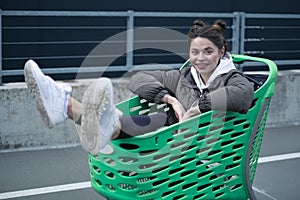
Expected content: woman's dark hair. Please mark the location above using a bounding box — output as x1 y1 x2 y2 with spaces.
188 19 228 53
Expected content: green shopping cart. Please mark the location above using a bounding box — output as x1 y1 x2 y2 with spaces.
88 54 278 200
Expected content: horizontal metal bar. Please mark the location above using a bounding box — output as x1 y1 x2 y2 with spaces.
245 26 264 29
245 13 300 19
2 66 127 76
3 25 235 30
273 60 300 65
258 38 300 42
1 10 129 17
244 51 265 55
1 63 183 76
3 50 188 61
2 54 126 61
263 50 300 54
242 59 300 66
3 39 188 46
3 40 126 45
131 63 183 71
1 10 236 18
1 25 233 30
244 38 264 42
133 12 236 18
244 38 300 42
2 51 188 61
245 50 300 54
246 26 300 29
3 26 126 30
134 52 187 57
4 38 233 46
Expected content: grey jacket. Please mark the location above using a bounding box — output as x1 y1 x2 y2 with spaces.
129 55 254 125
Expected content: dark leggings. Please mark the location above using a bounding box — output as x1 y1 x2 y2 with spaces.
118 112 167 138
76 112 167 139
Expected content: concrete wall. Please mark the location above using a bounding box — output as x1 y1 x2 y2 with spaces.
266 70 300 127
1 71 299 151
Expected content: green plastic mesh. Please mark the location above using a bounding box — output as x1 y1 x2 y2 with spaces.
88 55 278 200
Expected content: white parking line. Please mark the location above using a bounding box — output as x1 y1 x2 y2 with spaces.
0 152 299 199
258 152 300 164
253 186 278 200
0 182 91 199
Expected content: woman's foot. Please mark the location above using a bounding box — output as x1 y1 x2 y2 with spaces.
80 78 120 155
24 60 71 128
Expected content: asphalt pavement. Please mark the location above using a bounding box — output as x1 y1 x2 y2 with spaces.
0 125 299 200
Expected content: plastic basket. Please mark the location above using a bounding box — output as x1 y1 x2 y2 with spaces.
88 54 278 200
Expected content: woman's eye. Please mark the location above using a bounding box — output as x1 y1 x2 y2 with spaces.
191 51 198 55
206 50 214 55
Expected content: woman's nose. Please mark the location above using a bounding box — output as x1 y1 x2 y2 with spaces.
197 52 205 61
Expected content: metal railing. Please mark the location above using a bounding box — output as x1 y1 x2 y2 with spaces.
0 10 299 84
240 13 300 68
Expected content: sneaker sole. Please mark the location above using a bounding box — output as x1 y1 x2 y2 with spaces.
24 61 55 128
80 78 113 155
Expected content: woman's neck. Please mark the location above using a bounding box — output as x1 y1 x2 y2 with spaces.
200 74 209 85
199 67 217 85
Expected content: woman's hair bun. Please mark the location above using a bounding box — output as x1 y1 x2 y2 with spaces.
193 19 206 27
212 19 226 33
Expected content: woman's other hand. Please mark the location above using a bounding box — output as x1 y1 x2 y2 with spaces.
163 94 186 121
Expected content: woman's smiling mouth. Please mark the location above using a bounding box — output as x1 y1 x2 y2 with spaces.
194 63 208 69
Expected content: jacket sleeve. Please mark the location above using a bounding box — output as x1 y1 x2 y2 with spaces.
128 70 180 104
199 72 254 114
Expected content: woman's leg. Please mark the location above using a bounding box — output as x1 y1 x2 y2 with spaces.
73 110 167 139
67 97 83 125
67 95 167 139
25 60 166 154
25 60 121 155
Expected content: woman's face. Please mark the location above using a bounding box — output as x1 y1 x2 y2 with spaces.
189 37 224 79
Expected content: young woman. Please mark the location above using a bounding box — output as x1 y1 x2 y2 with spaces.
129 19 254 125
24 19 253 155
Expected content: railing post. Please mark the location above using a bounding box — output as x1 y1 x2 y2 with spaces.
239 12 246 55
126 10 134 71
232 12 241 54
0 10 2 85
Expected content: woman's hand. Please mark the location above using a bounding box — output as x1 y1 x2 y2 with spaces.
163 94 186 121
181 106 201 122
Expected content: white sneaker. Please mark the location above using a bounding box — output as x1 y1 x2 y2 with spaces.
24 60 71 128
99 144 114 155
80 78 119 155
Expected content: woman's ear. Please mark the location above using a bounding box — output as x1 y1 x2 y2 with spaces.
220 46 225 57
